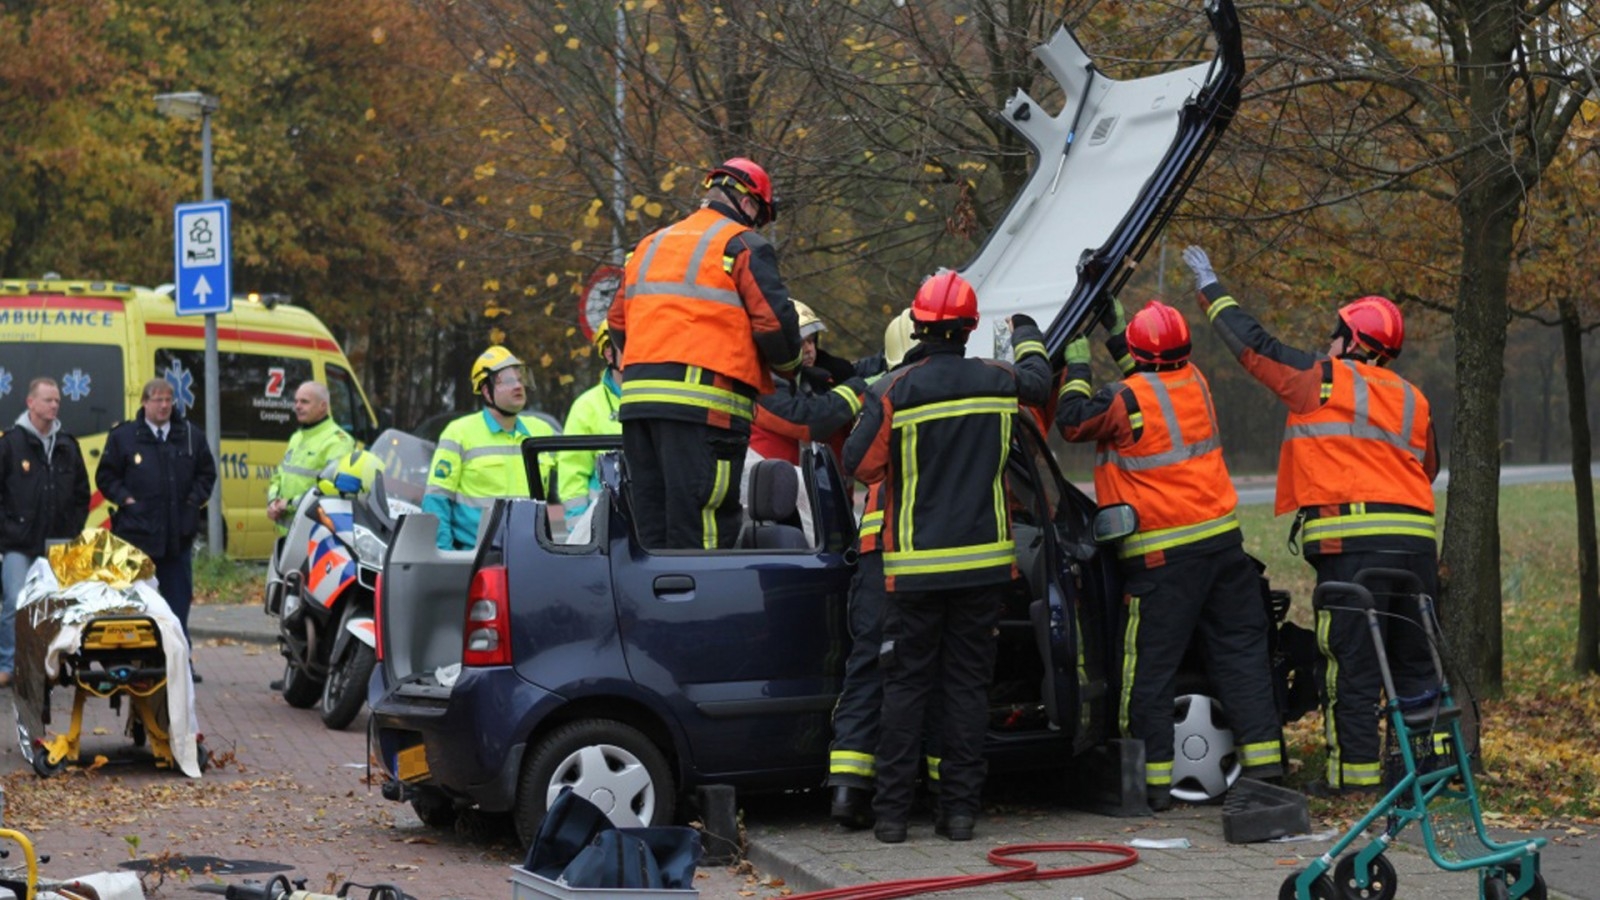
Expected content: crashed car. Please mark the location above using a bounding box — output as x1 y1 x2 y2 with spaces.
370 0 1281 844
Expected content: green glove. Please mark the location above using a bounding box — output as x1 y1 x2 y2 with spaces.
1099 298 1127 335
1064 336 1091 366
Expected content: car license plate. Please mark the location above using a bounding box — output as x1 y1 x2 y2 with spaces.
397 744 429 782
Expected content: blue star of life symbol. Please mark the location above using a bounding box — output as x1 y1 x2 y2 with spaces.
61 368 91 402
164 360 196 416
0 367 12 399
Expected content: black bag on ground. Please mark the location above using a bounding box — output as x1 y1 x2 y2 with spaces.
524 788 703 890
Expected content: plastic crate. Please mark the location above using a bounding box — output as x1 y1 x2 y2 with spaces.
1221 778 1310 844
510 866 697 900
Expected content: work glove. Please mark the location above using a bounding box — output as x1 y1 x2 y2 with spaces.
1182 245 1218 291
812 347 858 384
1009 313 1039 332
1064 336 1091 367
1099 298 1127 336
801 366 836 392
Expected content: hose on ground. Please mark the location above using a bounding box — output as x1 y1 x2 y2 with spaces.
779 841 1140 900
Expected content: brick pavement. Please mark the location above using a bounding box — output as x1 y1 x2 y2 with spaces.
9 603 1580 900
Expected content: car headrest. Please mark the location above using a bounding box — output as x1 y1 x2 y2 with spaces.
747 459 799 523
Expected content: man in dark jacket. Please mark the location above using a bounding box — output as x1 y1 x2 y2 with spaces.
95 378 218 648
1 377 91 687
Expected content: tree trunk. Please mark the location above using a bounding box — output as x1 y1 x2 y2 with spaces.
1558 295 1599 674
1439 184 1517 699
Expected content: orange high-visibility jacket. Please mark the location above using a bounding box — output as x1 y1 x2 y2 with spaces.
618 207 772 392
1276 358 1434 516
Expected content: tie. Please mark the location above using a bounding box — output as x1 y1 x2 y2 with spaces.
158 426 167 442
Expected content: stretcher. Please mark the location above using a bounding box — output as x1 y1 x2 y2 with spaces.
12 542 204 779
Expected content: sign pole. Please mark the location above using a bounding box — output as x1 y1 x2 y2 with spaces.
201 108 223 554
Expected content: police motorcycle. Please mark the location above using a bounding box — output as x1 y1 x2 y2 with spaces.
264 430 435 729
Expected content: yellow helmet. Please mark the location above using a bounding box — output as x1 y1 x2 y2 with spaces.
471 345 524 393
318 449 386 497
883 308 916 368
594 321 614 358
794 300 827 340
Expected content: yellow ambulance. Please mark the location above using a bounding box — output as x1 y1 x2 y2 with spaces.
0 278 378 560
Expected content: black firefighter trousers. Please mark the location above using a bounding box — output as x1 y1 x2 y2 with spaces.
1119 544 1283 803
622 418 746 550
1311 550 1440 790
872 583 1003 825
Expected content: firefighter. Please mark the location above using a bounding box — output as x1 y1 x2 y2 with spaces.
843 271 1052 844
423 346 556 550
1055 299 1283 812
827 309 920 830
1183 245 1440 796
556 322 624 525
267 382 355 536
607 157 803 550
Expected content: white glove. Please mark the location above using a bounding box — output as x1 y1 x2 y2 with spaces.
1182 245 1218 291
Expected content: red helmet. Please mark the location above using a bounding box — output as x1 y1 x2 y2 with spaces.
911 270 979 329
705 157 776 226
1125 300 1191 365
1337 295 1404 361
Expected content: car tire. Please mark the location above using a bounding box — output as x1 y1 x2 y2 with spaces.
1169 693 1242 803
280 659 322 709
514 719 675 848
320 641 376 730
410 787 458 830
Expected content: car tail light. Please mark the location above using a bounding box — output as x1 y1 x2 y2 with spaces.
462 565 511 667
372 571 384 662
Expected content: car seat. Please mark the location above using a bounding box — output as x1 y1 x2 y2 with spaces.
735 460 809 550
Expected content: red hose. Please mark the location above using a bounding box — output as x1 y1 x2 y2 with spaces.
778 842 1140 900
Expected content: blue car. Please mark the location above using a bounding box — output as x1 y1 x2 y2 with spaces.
370 0 1273 847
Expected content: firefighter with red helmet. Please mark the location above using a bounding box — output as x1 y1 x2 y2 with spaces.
1056 299 1284 812
608 157 803 549
842 270 1052 844
1183 245 1440 796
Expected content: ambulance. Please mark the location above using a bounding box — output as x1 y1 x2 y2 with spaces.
0 278 379 560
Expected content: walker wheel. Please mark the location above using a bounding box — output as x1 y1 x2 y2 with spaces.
1333 853 1397 900
1280 868 1338 900
1502 861 1547 900
1482 873 1510 900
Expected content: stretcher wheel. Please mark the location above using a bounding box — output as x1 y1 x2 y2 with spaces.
1333 854 1397 900
1279 869 1337 900
31 752 66 778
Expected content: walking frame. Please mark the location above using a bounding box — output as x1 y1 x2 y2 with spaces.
1281 568 1547 900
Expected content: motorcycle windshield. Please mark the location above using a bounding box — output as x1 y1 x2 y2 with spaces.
369 428 437 513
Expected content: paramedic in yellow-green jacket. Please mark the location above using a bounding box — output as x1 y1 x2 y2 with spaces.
423 346 556 550
556 322 622 523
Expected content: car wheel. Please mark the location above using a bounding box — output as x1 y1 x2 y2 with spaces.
280 659 322 709
410 787 459 830
514 719 675 848
1169 693 1242 803
320 641 376 730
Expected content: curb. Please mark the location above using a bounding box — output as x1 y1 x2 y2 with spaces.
743 835 844 895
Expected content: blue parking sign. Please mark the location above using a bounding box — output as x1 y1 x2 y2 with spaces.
173 200 232 316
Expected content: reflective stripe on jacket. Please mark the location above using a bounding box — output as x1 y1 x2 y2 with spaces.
842 328 1052 592
616 207 775 392
267 416 355 533
1093 367 1239 567
423 410 556 550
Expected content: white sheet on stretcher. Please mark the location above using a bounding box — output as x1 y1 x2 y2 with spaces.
18 558 202 778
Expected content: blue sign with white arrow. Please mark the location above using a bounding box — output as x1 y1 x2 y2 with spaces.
173 199 232 316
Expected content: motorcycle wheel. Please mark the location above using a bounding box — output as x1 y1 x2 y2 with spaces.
280 659 322 709
320 641 376 730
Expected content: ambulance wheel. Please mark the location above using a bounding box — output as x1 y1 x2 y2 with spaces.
410 787 458 830
31 751 66 778
1333 854 1397 900
1279 869 1337 900
514 719 675 848
280 660 322 709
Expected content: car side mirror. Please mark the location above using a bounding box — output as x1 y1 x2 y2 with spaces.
1092 504 1139 544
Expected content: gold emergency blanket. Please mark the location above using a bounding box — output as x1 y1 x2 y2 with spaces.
47 529 154 590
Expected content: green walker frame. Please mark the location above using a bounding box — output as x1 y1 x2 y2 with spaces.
1281 568 1546 900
